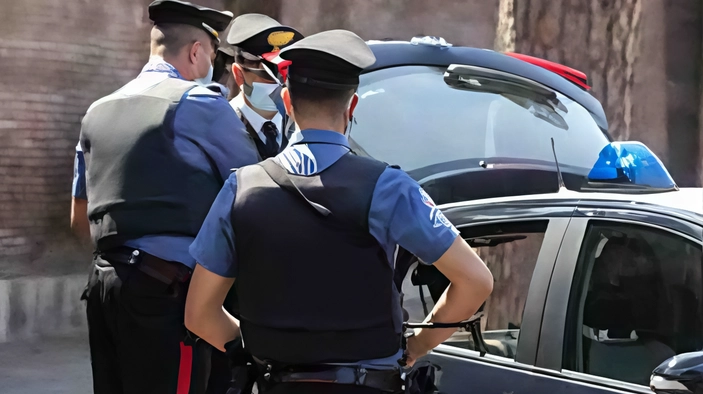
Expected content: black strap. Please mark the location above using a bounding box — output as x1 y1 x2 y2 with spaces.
258 159 332 217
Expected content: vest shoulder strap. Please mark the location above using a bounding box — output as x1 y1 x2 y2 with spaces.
257 159 331 217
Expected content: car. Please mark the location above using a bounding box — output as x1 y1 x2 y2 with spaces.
402 188 703 394
351 36 676 203
350 37 703 393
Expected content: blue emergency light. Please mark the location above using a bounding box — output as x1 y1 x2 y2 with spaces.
587 141 677 189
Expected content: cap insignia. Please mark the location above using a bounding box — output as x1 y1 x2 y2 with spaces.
268 31 295 52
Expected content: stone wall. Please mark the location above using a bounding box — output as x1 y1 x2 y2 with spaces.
278 0 499 47
0 0 223 271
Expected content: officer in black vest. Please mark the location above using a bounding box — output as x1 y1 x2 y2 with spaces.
226 14 304 160
76 1 259 393
184 30 494 394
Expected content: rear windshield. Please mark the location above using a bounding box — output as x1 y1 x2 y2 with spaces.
351 65 611 182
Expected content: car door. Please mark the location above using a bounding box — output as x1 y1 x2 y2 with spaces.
534 205 703 394
410 203 587 393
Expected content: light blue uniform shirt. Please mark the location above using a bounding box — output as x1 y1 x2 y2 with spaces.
191 128 460 275
72 59 258 268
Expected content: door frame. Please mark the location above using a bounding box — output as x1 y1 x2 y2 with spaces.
429 206 573 368
536 207 703 393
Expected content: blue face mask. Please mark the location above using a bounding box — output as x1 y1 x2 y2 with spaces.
244 81 282 112
195 64 214 86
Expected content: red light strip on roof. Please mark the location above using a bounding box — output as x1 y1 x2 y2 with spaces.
505 52 591 91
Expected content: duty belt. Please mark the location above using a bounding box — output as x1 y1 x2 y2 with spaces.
256 359 403 393
98 247 191 285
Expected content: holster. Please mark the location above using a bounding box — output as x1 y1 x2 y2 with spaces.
403 361 438 394
225 338 258 394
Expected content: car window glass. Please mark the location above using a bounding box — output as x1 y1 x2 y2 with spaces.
353 66 610 178
400 220 548 360
563 221 703 386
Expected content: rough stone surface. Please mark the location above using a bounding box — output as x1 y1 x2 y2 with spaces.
0 335 91 394
0 275 87 343
278 0 500 47
0 0 224 267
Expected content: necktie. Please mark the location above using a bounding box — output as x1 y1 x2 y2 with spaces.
262 121 280 158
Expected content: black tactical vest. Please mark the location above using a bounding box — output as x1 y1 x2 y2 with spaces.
232 154 402 364
80 78 224 252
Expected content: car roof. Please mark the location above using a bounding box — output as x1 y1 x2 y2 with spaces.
363 40 609 131
440 188 703 216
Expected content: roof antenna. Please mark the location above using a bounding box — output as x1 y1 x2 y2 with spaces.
551 137 567 192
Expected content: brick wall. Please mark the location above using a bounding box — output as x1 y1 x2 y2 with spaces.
0 0 223 272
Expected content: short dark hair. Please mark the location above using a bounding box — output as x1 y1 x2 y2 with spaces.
151 24 214 57
287 78 355 118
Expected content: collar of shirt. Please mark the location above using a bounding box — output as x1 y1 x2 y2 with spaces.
230 93 283 146
277 129 351 176
288 128 350 148
140 56 184 80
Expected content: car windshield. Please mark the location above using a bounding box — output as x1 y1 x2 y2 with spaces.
350 65 612 201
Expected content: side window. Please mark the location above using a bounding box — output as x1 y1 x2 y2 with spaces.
563 221 703 386
400 220 548 360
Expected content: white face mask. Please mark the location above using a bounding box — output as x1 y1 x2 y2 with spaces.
244 81 281 112
195 64 214 86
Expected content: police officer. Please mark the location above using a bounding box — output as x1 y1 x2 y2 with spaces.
184 30 494 394
226 14 304 160
209 18 239 101
212 45 238 99
72 1 258 393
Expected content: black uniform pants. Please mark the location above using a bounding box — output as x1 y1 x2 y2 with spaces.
82 256 210 394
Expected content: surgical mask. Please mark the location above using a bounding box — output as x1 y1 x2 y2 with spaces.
244 81 282 112
195 64 214 86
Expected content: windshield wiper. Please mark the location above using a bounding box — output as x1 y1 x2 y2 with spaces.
444 64 569 130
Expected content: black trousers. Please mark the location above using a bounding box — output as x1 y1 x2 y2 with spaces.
83 257 211 394
206 349 231 393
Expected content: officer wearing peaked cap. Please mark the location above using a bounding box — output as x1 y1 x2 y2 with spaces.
210 19 239 100
227 14 304 161
185 29 493 394
72 1 258 393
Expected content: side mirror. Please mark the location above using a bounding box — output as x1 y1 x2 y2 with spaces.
650 351 703 393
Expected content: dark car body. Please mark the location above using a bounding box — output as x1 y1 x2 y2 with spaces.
351 38 703 393
411 189 703 394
